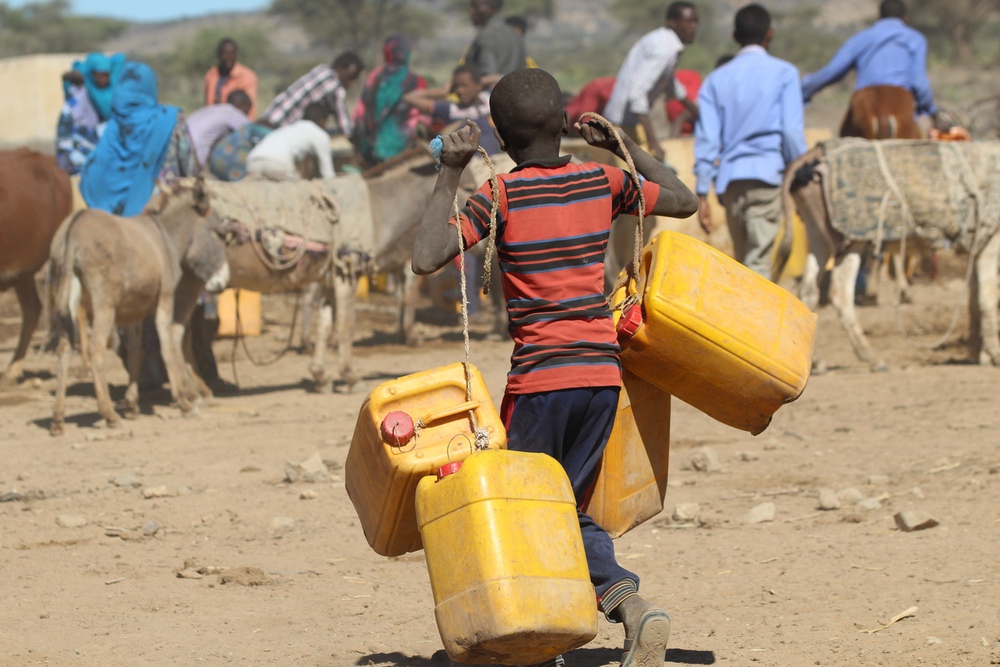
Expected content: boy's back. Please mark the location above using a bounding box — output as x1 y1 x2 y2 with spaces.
458 158 655 395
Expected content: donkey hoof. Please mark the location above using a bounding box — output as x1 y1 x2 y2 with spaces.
811 359 829 376
870 361 890 373
50 420 65 437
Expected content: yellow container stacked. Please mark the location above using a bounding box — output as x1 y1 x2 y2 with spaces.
416 450 597 665
345 362 506 557
584 369 671 537
613 231 816 435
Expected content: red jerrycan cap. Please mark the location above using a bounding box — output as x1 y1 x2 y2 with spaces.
381 411 415 446
437 461 463 479
616 303 643 343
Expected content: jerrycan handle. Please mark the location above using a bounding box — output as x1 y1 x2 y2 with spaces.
417 401 482 428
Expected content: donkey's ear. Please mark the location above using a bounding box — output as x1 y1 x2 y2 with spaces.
193 175 211 216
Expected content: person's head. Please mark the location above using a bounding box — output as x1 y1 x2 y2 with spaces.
451 64 484 106
226 89 252 115
715 54 735 69
490 68 565 155
112 62 160 117
505 15 528 36
879 0 907 20
469 0 502 27
302 102 331 127
666 2 699 45
733 4 773 47
217 38 237 74
382 34 412 69
85 52 112 89
332 51 364 86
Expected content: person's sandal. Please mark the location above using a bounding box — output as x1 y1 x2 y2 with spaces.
620 609 671 667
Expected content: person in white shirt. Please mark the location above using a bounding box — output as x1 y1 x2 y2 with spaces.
603 1 700 162
246 103 334 180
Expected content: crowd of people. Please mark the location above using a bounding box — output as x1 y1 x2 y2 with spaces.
41 1 961 666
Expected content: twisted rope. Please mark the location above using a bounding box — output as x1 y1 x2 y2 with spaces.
579 112 646 311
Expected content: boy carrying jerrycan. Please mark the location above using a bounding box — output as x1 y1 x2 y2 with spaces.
412 68 699 667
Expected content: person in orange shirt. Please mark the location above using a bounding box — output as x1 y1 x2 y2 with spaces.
204 38 259 119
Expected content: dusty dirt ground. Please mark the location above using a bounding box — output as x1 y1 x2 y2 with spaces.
1 271 998 667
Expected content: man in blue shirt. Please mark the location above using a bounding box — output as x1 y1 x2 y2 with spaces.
694 3 806 278
801 0 947 135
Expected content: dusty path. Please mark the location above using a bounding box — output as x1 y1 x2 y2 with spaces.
0 280 997 667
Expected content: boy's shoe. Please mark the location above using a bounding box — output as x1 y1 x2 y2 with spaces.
621 608 671 667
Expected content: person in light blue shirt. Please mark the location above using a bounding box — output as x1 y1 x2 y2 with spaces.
801 0 947 132
694 3 806 278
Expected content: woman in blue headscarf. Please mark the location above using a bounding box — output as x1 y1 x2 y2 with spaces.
352 34 427 168
80 61 198 217
56 52 126 174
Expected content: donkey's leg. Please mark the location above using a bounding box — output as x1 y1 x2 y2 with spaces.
971 232 1000 365
829 243 887 371
0 275 41 385
88 306 121 426
333 271 360 391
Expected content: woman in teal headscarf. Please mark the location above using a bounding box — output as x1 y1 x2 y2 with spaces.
80 61 198 216
352 35 427 168
56 52 126 174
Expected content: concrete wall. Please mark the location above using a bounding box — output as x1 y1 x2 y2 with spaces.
0 54 83 153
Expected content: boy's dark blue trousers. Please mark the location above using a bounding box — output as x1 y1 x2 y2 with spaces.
502 386 639 600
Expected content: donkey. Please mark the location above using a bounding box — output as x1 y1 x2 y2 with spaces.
50 179 229 435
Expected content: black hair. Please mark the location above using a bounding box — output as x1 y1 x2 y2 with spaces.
303 102 330 125
226 89 252 109
490 69 564 152
715 54 735 68
453 64 483 82
734 3 771 45
332 51 364 71
666 1 695 22
879 0 907 18
505 16 528 33
217 37 236 57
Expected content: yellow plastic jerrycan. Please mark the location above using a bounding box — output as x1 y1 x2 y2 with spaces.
583 370 671 538
612 231 817 435
345 362 506 557
416 450 597 665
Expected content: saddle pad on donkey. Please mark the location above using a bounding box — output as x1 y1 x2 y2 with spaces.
818 138 1000 249
207 174 374 255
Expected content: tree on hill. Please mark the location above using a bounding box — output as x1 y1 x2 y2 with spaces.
911 0 998 64
0 0 128 57
443 0 555 20
270 0 437 54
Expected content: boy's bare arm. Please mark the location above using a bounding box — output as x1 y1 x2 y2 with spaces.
411 121 482 275
576 120 699 219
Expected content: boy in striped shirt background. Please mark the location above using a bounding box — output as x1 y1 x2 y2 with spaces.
412 68 698 667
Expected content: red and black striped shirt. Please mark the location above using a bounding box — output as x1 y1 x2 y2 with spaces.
457 156 661 395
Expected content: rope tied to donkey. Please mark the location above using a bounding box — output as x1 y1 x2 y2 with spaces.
579 112 646 312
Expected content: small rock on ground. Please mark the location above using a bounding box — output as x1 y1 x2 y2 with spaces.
56 514 87 528
142 520 161 536
672 503 700 522
838 487 864 504
740 451 760 462
817 488 841 511
285 452 329 484
112 475 141 489
856 497 882 511
142 485 170 499
271 517 296 531
300 489 318 500
690 447 722 473
867 474 890 486
747 502 775 524
894 510 939 532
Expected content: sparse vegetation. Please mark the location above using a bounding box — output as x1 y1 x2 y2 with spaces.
0 0 128 58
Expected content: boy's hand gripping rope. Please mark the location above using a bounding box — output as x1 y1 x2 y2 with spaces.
578 112 647 312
